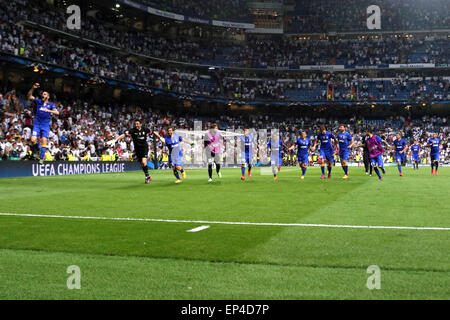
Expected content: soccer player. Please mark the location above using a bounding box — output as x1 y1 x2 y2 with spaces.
359 129 389 181
336 124 354 179
239 128 254 180
204 124 222 182
27 83 59 164
267 132 283 180
289 131 315 179
317 126 335 179
392 133 408 176
409 141 421 170
426 133 441 175
154 127 192 183
362 142 373 176
108 119 152 184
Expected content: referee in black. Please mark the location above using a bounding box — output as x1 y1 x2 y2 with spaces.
108 119 152 184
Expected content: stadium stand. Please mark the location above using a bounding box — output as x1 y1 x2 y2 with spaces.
285 0 450 33
4 0 449 70
1 1 448 102
1 84 449 164
128 0 252 22
0 0 448 165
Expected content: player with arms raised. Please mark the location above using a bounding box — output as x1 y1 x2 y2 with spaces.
27 83 59 164
108 119 152 184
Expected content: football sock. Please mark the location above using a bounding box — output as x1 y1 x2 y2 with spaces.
143 165 149 177
39 144 47 160
374 167 382 179
301 166 306 176
208 164 213 179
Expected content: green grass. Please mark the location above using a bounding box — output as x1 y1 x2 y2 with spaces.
0 166 449 299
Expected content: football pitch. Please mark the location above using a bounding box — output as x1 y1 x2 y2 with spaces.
1 166 449 300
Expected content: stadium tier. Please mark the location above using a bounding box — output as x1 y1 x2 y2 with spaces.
6 1 449 68
1 85 449 164
0 0 449 163
129 0 253 23
286 0 450 33
0 0 448 106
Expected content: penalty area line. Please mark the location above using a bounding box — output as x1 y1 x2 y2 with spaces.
0 213 449 231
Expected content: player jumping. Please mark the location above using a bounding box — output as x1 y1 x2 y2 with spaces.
27 83 59 164
108 119 152 184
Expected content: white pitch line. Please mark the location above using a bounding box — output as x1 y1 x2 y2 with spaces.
187 225 210 232
0 213 449 231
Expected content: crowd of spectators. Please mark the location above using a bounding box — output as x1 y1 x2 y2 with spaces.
218 72 450 102
42 0 450 31
1 2 449 103
1 86 449 165
286 0 450 33
135 0 252 22
55 0 450 31
1 0 449 165
1 16 449 103
4 0 449 70
208 36 449 69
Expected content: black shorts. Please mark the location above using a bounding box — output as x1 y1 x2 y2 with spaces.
135 147 148 161
206 150 220 163
363 152 370 163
